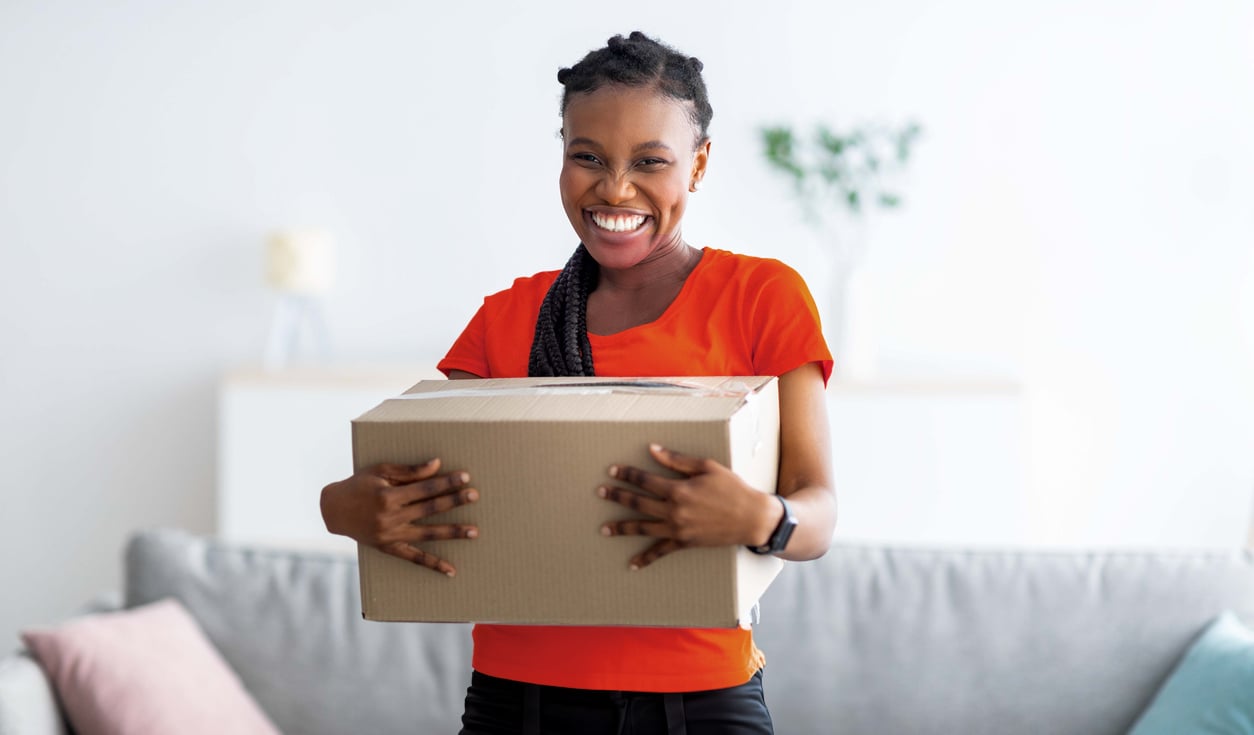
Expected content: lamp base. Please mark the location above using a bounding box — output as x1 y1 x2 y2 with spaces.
263 294 331 370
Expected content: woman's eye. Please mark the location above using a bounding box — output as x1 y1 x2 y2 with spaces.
572 153 600 164
638 158 667 168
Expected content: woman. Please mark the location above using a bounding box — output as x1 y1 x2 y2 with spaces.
321 31 835 734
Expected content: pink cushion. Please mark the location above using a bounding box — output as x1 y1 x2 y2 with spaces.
21 598 281 735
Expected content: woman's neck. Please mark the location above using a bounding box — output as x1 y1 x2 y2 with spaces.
585 239 703 336
595 237 702 294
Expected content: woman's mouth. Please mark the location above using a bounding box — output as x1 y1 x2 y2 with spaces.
589 211 650 233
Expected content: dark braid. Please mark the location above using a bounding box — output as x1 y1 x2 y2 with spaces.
529 33 711 377
557 31 713 146
528 244 598 376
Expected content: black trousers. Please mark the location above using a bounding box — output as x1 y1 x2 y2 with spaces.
458 669 774 735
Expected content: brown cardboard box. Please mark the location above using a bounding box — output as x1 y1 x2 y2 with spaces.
351 376 782 628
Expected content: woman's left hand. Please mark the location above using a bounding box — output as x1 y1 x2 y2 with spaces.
597 443 778 570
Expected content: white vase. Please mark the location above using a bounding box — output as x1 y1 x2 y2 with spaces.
815 219 876 381
824 261 878 381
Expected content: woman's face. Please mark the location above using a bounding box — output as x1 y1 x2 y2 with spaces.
559 85 710 272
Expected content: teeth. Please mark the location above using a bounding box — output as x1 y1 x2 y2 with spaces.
591 212 647 233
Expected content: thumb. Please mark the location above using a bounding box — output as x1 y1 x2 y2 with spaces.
375 459 441 485
648 444 711 477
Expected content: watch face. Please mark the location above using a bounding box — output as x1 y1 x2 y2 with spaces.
749 496 796 554
766 497 797 553
772 515 797 552
772 496 792 549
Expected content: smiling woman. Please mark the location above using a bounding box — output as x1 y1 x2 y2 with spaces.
560 84 707 268
320 30 835 735
558 85 709 337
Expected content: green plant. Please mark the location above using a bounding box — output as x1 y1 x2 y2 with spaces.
761 121 922 224
760 120 922 367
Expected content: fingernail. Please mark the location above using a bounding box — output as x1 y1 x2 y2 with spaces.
649 443 662 452
466 489 479 502
466 528 479 539
629 563 640 572
445 569 456 578
608 465 620 478
458 472 470 483
601 525 612 536
596 486 608 498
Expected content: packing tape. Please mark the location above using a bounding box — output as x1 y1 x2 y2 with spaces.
391 379 756 400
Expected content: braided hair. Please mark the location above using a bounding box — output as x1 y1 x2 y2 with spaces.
557 31 713 147
528 244 599 377
528 32 712 377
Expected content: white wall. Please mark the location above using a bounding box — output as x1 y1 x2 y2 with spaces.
2 0 1252 645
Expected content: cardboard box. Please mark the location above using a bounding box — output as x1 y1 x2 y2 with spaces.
351 376 782 628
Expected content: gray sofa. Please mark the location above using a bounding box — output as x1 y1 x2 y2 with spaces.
3 528 1254 735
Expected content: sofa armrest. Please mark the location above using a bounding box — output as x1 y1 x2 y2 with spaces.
0 652 68 735
78 593 121 617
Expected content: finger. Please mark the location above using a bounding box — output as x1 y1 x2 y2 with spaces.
375 459 441 486
600 518 672 538
396 486 480 522
630 539 687 571
400 486 479 519
408 524 479 542
647 444 713 477
389 472 471 506
377 520 479 545
596 485 669 517
608 464 675 497
379 541 457 577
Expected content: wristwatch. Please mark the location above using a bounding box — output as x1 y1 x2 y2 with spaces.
748 496 797 555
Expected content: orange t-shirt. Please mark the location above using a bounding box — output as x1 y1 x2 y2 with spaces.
437 247 832 692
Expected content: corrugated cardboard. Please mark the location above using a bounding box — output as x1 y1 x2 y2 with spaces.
351 376 782 628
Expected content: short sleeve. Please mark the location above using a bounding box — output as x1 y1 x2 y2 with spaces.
747 263 833 385
437 302 491 378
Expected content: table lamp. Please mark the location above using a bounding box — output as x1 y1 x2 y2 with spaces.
263 228 334 370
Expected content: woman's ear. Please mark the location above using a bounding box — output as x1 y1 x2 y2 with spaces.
690 138 711 192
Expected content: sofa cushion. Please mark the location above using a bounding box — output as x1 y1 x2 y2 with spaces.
20 599 279 735
1127 611 1254 734
754 544 1254 735
124 529 472 735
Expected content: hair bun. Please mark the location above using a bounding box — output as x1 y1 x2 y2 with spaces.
628 31 649 42
688 56 704 72
557 67 572 84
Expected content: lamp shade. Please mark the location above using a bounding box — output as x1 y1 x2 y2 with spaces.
266 229 335 294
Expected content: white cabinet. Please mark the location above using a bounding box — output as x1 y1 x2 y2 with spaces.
216 365 442 551
217 368 1025 549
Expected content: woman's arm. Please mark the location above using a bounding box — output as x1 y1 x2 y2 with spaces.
758 360 835 561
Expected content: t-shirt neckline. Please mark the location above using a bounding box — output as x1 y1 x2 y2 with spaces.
587 247 713 342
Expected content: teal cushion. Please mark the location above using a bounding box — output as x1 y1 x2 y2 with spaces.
1129 611 1254 734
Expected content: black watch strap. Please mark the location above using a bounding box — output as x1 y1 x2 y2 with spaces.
748 495 797 555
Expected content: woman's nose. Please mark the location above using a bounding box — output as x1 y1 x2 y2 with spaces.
596 171 635 203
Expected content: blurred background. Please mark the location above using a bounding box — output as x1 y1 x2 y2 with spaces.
2 0 1252 646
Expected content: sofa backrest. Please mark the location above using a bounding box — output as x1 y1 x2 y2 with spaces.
754 543 1254 735
125 530 472 735
125 529 1254 735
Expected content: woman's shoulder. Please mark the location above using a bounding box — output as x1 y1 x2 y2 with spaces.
482 268 561 306
701 247 808 286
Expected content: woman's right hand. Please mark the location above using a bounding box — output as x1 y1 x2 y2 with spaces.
320 459 479 576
